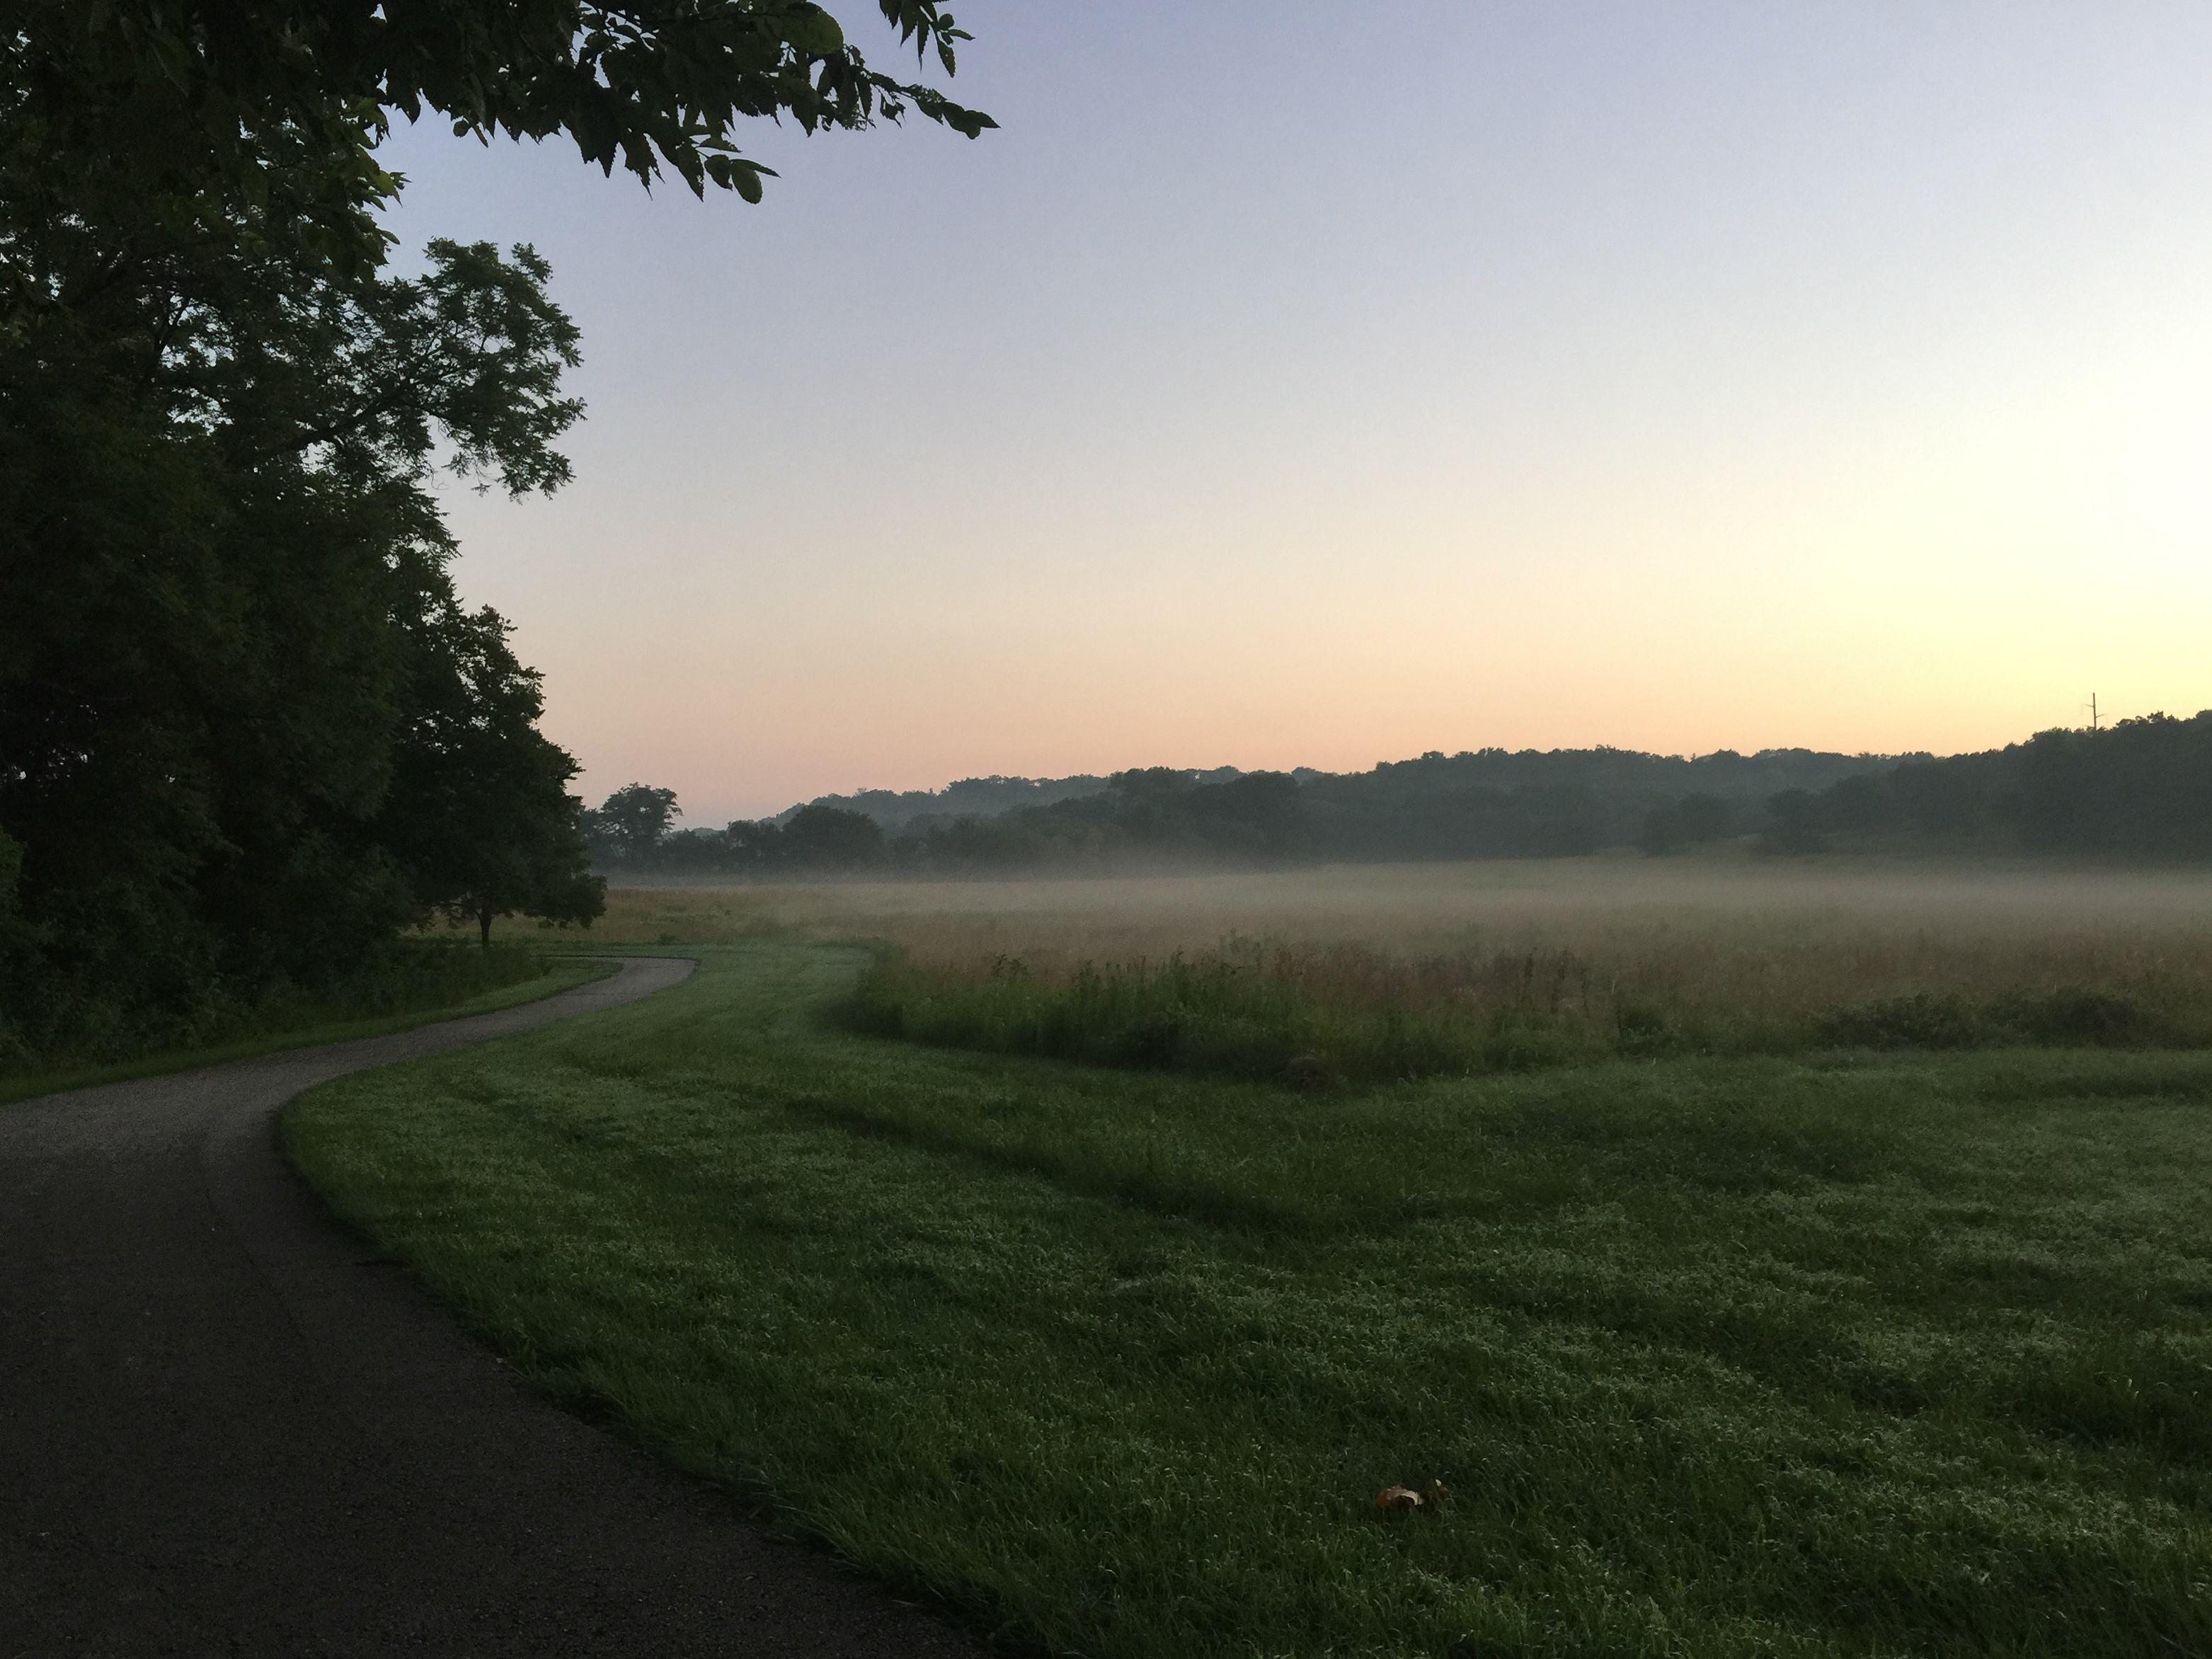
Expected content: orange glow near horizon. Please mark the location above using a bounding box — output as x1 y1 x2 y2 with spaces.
383 3 2212 822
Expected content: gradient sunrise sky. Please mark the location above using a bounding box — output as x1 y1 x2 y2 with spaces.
376 1 2212 823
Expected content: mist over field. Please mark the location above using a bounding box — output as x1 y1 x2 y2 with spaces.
553 714 2212 1070
583 856 2212 943
474 854 2212 1071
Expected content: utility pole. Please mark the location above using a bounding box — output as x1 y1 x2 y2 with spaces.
2082 692 2100 732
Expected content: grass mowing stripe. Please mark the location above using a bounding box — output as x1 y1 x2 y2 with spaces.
286 942 2212 1658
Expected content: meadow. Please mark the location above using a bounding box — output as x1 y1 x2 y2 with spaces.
303 861 2212 1657
478 858 2212 1076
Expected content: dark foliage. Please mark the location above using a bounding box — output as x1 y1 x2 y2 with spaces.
1640 791 1735 854
886 750 1884 872
607 718 2212 884
1758 789 1828 854
2013 716 2212 856
594 794 885 876
798 773 1112 832
1 1 993 291
1 105 604 1064
376 603 605 947
781 803 888 868
583 784 683 866
1768 712 2212 858
597 750 1898 878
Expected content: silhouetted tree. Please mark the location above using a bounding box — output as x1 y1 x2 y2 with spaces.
377 605 604 946
586 786 682 868
2014 714 2212 856
781 805 887 870
1 1 992 1057
0 222 590 1051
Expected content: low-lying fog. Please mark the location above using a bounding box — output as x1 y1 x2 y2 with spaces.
576 856 2212 972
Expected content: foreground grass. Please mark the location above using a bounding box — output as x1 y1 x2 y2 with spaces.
2 953 617 1106
287 943 2212 1658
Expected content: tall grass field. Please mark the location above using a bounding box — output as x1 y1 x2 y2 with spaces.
292 889 2212 1657
481 859 2212 1079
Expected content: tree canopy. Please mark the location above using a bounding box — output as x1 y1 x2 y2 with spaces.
0 220 602 1052
1 1 994 286
1 0 991 1062
584 784 684 866
586 725 2212 880
1776 712 2212 857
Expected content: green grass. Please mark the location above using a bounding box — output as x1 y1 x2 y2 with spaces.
286 942 2212 1658
848 949 2209 1088
2 951 619 1106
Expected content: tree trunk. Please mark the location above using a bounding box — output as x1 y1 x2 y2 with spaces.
478 906 493 948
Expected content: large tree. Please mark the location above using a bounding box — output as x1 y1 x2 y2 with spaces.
0 210 595 1047
0 0 991 1058
584 783 684 868
379 600 606 948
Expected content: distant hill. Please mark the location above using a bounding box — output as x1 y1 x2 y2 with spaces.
1778 712 2212 857
751 746 1902 872
789 750 1890 835
607 721 2212 876
1298 746 1901 859
781 767 1241 830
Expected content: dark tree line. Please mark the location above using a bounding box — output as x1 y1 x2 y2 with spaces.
582 770 1310 877
1762 713 2212 857
963 750 1879 870
1 3 991 1057
582 786 892 876
583 749 1891 878
594 723 2212 880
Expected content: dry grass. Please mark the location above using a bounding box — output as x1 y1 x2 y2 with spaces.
476 856 2212 1029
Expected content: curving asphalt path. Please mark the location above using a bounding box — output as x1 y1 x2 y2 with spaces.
1 959 994 1657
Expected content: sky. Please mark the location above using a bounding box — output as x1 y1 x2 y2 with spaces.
374 1 2212 822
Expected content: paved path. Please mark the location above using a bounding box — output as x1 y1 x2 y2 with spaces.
1 960 993 1657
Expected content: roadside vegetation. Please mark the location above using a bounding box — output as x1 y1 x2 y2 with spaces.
290 940 2212 1659
0 946 612 1103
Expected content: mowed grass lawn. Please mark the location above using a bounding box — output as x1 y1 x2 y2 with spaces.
286 943 2212 1658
